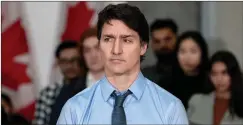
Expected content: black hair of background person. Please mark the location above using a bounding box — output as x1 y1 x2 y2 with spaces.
8 114 31 125
55 40 78 58
2 93 13 109
150 18 178 35
2 105 30 125
2 106 9 124
207 50 243 118
163 31 211 110
97 3 149 62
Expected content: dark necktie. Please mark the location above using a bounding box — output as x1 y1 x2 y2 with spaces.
111 90 132 125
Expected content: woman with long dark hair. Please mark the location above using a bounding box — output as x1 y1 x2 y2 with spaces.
188 50 243 124
163 31 210 110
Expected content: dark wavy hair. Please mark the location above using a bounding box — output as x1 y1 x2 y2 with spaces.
209 50 243 118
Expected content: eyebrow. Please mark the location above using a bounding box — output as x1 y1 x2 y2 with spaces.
120 34 135 39
103 34 115 38
103 34 135 37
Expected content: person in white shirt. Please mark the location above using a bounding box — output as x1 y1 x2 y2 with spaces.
187 50 243 125
75 27 105 91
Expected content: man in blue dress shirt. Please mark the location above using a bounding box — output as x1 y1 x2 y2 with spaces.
57 3 189 125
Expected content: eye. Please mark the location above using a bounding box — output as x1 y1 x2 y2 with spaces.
179 48 186 54
210 71 216 77
104 37 111 42
83 48 90 53
191 48 199 54
123 39 132 43
153 39 160 44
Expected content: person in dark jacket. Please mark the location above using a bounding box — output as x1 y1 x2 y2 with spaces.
48 27 105 125
142 19 178 85
163 31 210 110
33 40 83 125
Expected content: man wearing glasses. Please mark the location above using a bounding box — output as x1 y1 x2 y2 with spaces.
33 41 83 125
48 27 105 125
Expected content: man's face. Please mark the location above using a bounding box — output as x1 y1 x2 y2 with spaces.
151 28 177 54
99 20 147 75
58 48 81 79
83 36 104 72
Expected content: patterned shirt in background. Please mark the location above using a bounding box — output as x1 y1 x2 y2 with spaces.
32 83 62 125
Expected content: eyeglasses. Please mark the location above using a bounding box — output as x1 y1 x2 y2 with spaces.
58 57 80 65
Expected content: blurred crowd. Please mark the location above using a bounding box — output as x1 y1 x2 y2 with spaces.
2 18 243 125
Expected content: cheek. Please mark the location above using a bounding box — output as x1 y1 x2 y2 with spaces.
130 46 142 59
99 44 110 58
100 50 109 61
151 42 161 50
97 52 103 60
178 53 185 64
210 76 218 86
168 39 176 48
190 53 201 65
84 53 91 63
223 75 231 88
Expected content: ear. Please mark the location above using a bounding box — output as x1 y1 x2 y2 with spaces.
140 42 148 56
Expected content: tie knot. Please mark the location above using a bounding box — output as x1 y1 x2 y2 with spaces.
112 90 132 107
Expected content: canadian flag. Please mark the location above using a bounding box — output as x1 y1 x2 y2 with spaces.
1 2 36 121
51 1 126 86
62 1 126 41
1 1 126 122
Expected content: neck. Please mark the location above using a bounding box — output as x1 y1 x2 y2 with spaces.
64 76 79 84
106 63 140 92
63 78 72 84
215 91 231 99
89 70 104 81
184 70 199 76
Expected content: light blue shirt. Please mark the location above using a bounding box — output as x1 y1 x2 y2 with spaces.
57 72 189 124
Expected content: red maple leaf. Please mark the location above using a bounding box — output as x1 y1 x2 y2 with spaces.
2 20 30 91
62 2 95 41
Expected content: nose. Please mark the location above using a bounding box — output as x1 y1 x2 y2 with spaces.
65 62 74 69
216 75 223 82
111 39 122 55
183 53 191 62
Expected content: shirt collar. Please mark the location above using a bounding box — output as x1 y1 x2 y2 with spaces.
100 72 146 102
87 72 95 82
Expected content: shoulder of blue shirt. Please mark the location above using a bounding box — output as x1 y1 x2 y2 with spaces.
64 75 183 110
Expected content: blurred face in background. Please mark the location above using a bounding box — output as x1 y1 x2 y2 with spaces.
210 61 231 93
178 38 201 75
83 36 104 72
151 28 177 56
58 47 81 79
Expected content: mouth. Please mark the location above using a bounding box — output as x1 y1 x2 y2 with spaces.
183 63 194 67
110 59 125 63
90 61 98 65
